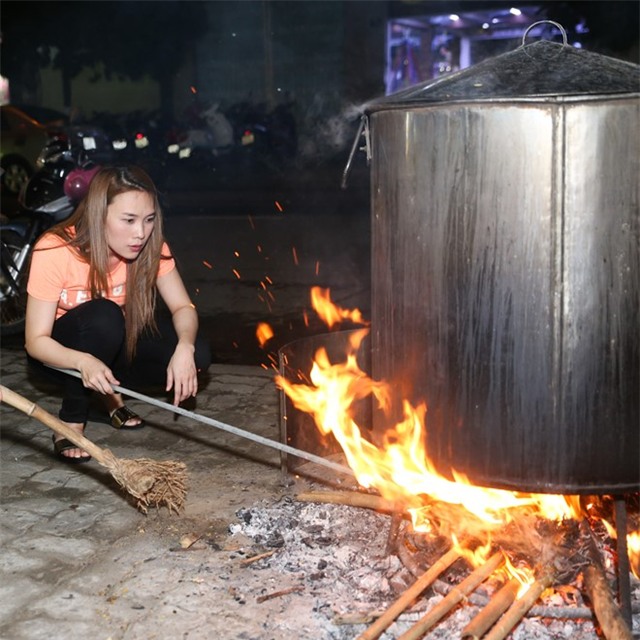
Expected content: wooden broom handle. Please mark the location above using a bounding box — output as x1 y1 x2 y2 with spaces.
0 384 110 464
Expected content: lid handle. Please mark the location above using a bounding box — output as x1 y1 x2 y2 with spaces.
521 20 569 47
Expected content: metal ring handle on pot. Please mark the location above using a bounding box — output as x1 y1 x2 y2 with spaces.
521 20 569 47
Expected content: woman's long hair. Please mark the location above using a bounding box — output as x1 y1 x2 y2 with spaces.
49 165 168 359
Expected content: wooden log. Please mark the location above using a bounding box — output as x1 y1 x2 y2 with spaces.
356 545 461 640
579 517 633 640
240 550 276 566
460 577 520 640
256 585 304 603
385 511 404 555
584 565 633 640
296 490 400 513
482 571 554 640
398 551 504 640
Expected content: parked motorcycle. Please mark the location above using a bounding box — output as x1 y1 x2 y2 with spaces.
225 98 297 168
0 138 100 335
167 102 235 160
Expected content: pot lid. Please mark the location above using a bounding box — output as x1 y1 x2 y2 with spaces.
367 26 640 110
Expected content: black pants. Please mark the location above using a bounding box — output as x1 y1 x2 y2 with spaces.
28 299 211 423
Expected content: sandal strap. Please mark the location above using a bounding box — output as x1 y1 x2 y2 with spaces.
110 405 140 429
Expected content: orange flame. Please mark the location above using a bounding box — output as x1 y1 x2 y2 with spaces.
310 287 368 329
628 532 640 579
452 535 494 568
501 555 536 598
256 322 274 348
600 519 640 579
276 289 580 532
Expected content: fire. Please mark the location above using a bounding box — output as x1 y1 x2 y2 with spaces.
276 288 580 533
310 287 368 329
501 555 536 598
256 322 274 348
629 532 640 579
452 534 494 567
600 519 640 579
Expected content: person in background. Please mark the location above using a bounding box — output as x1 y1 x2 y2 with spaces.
25 165 211 463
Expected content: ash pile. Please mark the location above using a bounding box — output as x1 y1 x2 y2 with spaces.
227 490 640 639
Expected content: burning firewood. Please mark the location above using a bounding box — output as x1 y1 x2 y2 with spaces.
460 577 520 640
398 551 504 640
481 570 555 640
296 489 401 513
356 545 462 640
0 385 187 513
580 518 634 640
583 565 633 640
386 511 404 555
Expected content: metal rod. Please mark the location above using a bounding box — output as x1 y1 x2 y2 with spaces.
614 495 632 628
341 115 366 189
50 367 355 478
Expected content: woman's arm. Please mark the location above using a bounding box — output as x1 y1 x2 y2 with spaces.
156 268 199 405
24 296 120 395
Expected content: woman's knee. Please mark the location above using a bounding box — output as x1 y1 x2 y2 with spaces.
52 299 125 355
83 299 125 335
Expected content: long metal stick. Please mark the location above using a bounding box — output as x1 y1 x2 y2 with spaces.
51 367 355 478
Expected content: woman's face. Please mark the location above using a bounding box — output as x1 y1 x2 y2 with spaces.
105 190 156 262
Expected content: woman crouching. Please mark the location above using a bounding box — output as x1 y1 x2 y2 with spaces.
25 165 211 463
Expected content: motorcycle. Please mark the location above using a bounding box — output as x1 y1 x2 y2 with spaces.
167 102 234 160
0 138 100 335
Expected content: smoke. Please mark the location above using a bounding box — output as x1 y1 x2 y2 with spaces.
297 92 371 164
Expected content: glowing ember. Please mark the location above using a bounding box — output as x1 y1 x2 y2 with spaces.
276 288 581 534
256 322 274 348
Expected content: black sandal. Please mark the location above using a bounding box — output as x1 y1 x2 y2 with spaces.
52 435 92 464
110 405 146 430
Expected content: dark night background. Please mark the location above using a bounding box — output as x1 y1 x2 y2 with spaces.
2 1 637 149
1 1 638 364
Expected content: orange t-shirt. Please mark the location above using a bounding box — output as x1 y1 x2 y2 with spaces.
27 232 175 319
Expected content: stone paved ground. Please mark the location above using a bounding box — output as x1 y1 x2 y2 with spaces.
0 203 373 639
0 343 309 639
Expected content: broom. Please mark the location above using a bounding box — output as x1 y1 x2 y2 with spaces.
0 384 187 514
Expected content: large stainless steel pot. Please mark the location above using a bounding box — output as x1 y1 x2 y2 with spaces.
365 36 640 494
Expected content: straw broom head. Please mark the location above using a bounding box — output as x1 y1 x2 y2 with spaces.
0 385 188 513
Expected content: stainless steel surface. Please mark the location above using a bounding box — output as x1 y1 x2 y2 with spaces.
367 42 640 494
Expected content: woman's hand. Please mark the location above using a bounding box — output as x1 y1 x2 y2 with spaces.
78 354 120 395
157 269 200 405
25 296 120 396
166 342 197 405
